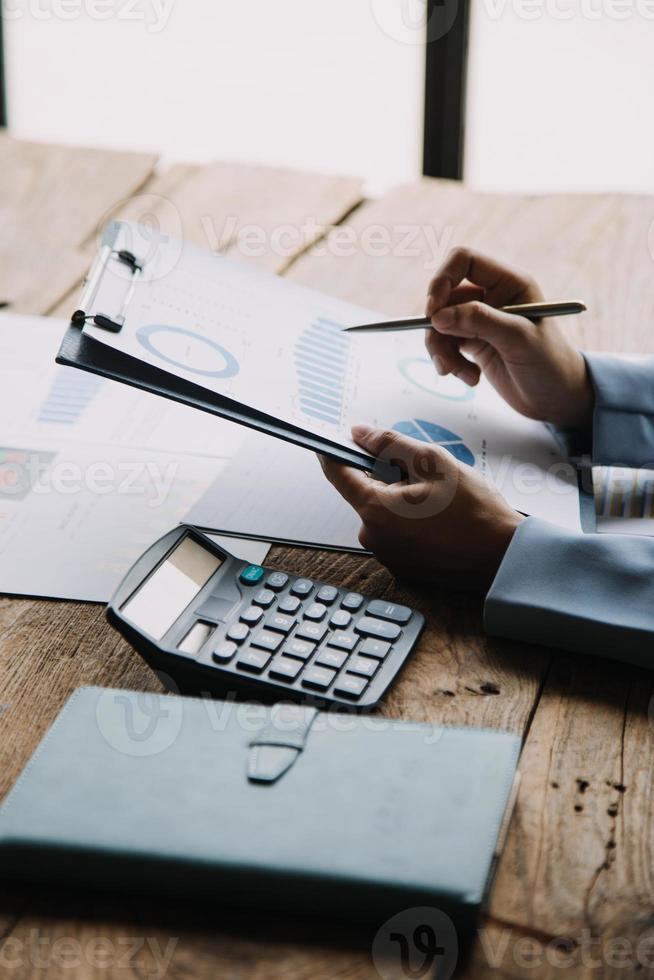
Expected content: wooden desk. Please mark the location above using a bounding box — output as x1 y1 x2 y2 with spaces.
2 135 654 979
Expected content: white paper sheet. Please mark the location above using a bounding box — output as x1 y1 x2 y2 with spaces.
0 314 268 601
188 434 363 551
83 223 582 532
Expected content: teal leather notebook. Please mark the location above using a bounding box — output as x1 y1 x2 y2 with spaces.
0 688 520 934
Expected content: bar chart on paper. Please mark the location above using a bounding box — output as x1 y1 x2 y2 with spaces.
37 370 103 425
294 317 351 426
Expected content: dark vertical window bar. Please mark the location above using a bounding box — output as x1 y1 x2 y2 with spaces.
423 0 470 180
0 9 6 128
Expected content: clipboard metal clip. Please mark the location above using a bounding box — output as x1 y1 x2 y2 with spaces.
72 247 144 334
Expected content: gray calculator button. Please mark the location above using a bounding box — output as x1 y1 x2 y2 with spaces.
366 599 412 624
227 622 249 644
348 655 378 678
291 578 314 597
316 647 348 670
283 638 314 661
277 595 301 614
330 609 351 629
212 641 237 664
266 612 296 634
237 648 272 673
240 605 264 625
267 572 289 591
304 602 327 621
354 616 401 641
316 585 338 605
269 656 303 682
295 622 328 644
327 632 358 652
302 666 336 691
334 674 368 700
342 592 364 611
254 588 275 609
359 638 391 659
251 630 284 653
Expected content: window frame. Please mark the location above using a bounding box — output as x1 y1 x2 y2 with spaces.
423 0 470 179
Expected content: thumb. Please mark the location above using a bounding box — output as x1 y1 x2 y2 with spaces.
351 424 456 484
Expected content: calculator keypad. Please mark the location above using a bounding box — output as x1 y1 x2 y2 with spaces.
240 605 264 625
213 641 237 664
315 647 348 670
237 648 272 673
359 638 391 659
266 612 296 634
227 623 249 644
199 564 423 706
251 630 284 653
253 588 275 609
269 657 303 681
277 595 301 614
316 585 338 605
334 674 368 699
329 610 351 629
304 603 327 621
355 617 402 641
348 655 378 678
295 622 328 644
291 578 314 597
267 572 289 591
302 666 336 691
283 638 314 661
327 632 358 652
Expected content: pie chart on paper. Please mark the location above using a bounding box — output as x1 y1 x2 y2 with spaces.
393 419 475 467
136 325 240 379
397 356 475 401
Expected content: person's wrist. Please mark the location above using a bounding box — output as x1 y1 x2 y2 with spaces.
548 353 595 430
482 511 524 582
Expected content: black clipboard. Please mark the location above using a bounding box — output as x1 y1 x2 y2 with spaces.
56 221 398 481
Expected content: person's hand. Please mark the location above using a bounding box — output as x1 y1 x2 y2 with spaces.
320 425 524 593
425 247 594 430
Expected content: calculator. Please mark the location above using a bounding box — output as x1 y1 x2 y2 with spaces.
107 526 425 709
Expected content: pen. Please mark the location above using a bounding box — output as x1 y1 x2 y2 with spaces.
344 300 586 334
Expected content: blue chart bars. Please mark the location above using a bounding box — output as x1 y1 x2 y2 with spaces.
38 370 103 425
295 317 350 426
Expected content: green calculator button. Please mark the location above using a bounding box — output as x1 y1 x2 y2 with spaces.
239 565 265 585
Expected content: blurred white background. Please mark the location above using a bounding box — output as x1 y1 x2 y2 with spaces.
4 0 654 194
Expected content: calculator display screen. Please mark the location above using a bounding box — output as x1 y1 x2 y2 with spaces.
122 537 223 640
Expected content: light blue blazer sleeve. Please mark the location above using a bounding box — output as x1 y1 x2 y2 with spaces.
584 353 654 467
484 354 654 662
485 517 654 665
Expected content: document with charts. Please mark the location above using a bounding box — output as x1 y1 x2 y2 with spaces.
58 220 581 530
0 313 267 602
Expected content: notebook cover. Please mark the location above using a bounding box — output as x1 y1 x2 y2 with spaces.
0 688 520 934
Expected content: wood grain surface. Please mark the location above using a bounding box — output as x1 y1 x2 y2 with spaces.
0 136 156 315
2 142 654 979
